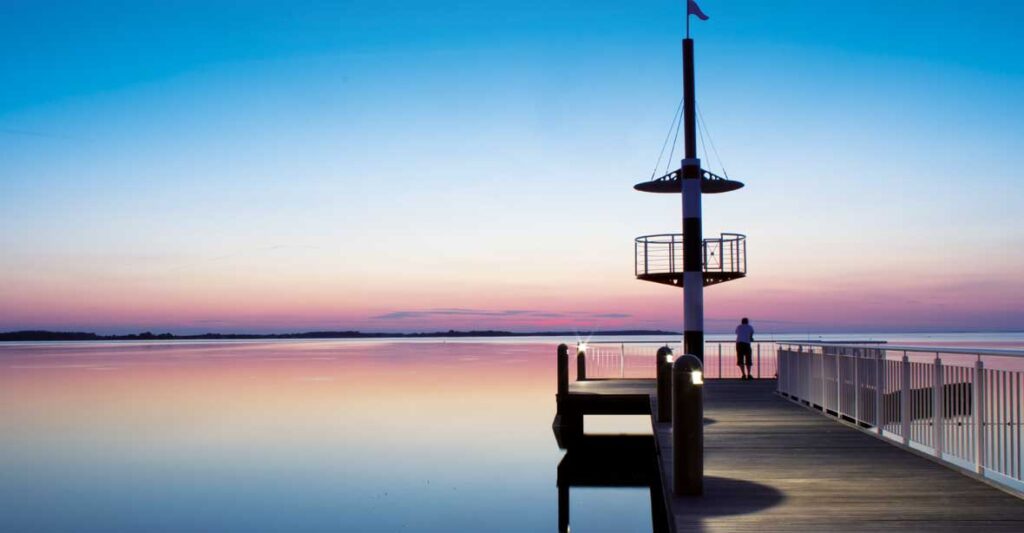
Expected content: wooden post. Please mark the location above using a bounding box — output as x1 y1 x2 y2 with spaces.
557 344 569 396
673 354 703 496
577 350 587 381
657 346 673 423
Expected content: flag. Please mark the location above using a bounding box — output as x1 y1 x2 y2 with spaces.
688 0 709 21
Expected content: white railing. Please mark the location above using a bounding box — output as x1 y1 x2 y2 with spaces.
777 342 1024 494
574 341 778 380
634 233 746 279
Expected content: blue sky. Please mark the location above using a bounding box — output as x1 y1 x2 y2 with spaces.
1 1 1023 333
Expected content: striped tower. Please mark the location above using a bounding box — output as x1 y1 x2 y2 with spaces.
632 13 746 368
680 38 703 361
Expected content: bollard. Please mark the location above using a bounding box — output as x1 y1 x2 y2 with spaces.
657 346 673 422
673 354 704 496
577 350 587 381
557 344 569 396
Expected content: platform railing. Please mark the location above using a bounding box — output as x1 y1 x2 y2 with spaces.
634 233 746 278
777 342 1024 494
574 341 778 381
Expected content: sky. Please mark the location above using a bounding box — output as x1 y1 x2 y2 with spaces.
1 0 1023 335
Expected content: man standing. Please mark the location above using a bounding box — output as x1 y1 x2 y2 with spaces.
735 318 754 380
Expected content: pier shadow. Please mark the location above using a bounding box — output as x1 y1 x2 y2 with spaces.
556 435 668 533
668 476 785 532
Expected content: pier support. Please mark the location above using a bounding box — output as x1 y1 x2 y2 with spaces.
673 354 704 495
577 349 587 381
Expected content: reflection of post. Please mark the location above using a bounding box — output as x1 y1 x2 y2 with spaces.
577 350 587 381
657 346 673 422
557 482 569 533
673 354 704 495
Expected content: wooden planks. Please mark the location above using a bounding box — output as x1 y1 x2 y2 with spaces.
652 380 1024 532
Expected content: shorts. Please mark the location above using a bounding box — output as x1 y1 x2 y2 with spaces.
736 342 752 366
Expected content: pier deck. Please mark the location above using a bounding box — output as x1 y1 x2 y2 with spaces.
652 380 1024 532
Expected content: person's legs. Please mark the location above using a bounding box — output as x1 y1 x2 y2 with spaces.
737 342 753 379
735 343 747 379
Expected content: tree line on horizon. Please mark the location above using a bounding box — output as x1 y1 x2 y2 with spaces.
0 329 681 342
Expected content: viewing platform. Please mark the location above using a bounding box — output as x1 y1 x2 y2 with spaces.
553 342 1024 531
635 233 746 287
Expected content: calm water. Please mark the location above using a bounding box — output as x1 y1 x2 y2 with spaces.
2 333 1022 532
0 339 658 532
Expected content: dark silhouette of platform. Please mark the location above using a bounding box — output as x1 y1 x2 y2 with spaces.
652 380 1024 532
637 270 746 288
634 168 744 194
554 379 656 448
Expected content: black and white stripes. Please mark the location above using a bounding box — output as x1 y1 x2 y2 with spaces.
681 38 704 362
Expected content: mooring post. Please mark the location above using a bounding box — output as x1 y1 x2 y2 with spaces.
557 344 569 396
577 349 587 381
657 346 673 423
673 354 704 496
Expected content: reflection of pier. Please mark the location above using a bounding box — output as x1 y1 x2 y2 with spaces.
556 435 666 533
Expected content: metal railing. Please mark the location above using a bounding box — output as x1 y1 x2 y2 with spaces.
574 341 777 380
634 233 746 278
777 342 1024 494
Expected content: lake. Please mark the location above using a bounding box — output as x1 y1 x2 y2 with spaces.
2 333 1022 532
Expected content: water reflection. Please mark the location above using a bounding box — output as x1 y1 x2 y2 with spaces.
3 340 650 532
556 435 667 533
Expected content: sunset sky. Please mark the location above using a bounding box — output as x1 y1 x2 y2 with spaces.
2 0 1023 334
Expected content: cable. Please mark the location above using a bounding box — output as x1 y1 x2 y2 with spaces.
665 104 684 176
651 99 683 179
696 103 729 179
697 110 709 171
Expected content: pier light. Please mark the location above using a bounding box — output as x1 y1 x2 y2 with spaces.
666 354 674 363
577 343 587 353
691 370 704 385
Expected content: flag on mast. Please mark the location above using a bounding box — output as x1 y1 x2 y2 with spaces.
687 0 709 21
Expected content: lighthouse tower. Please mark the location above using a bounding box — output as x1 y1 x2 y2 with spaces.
633 10 746 363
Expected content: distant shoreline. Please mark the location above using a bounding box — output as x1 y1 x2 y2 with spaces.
0 329 681 342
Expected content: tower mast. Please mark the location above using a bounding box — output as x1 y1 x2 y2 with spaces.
680 37 704 361
633 4 746 365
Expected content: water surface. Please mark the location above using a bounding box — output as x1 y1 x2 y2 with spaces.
0 339 655 532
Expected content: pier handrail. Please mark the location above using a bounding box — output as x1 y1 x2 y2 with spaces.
779 341 1024 359
776 341 1024 495
575 340 782 380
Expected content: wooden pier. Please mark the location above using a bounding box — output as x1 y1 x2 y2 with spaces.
653 379 1024 532
554 347 1024 531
